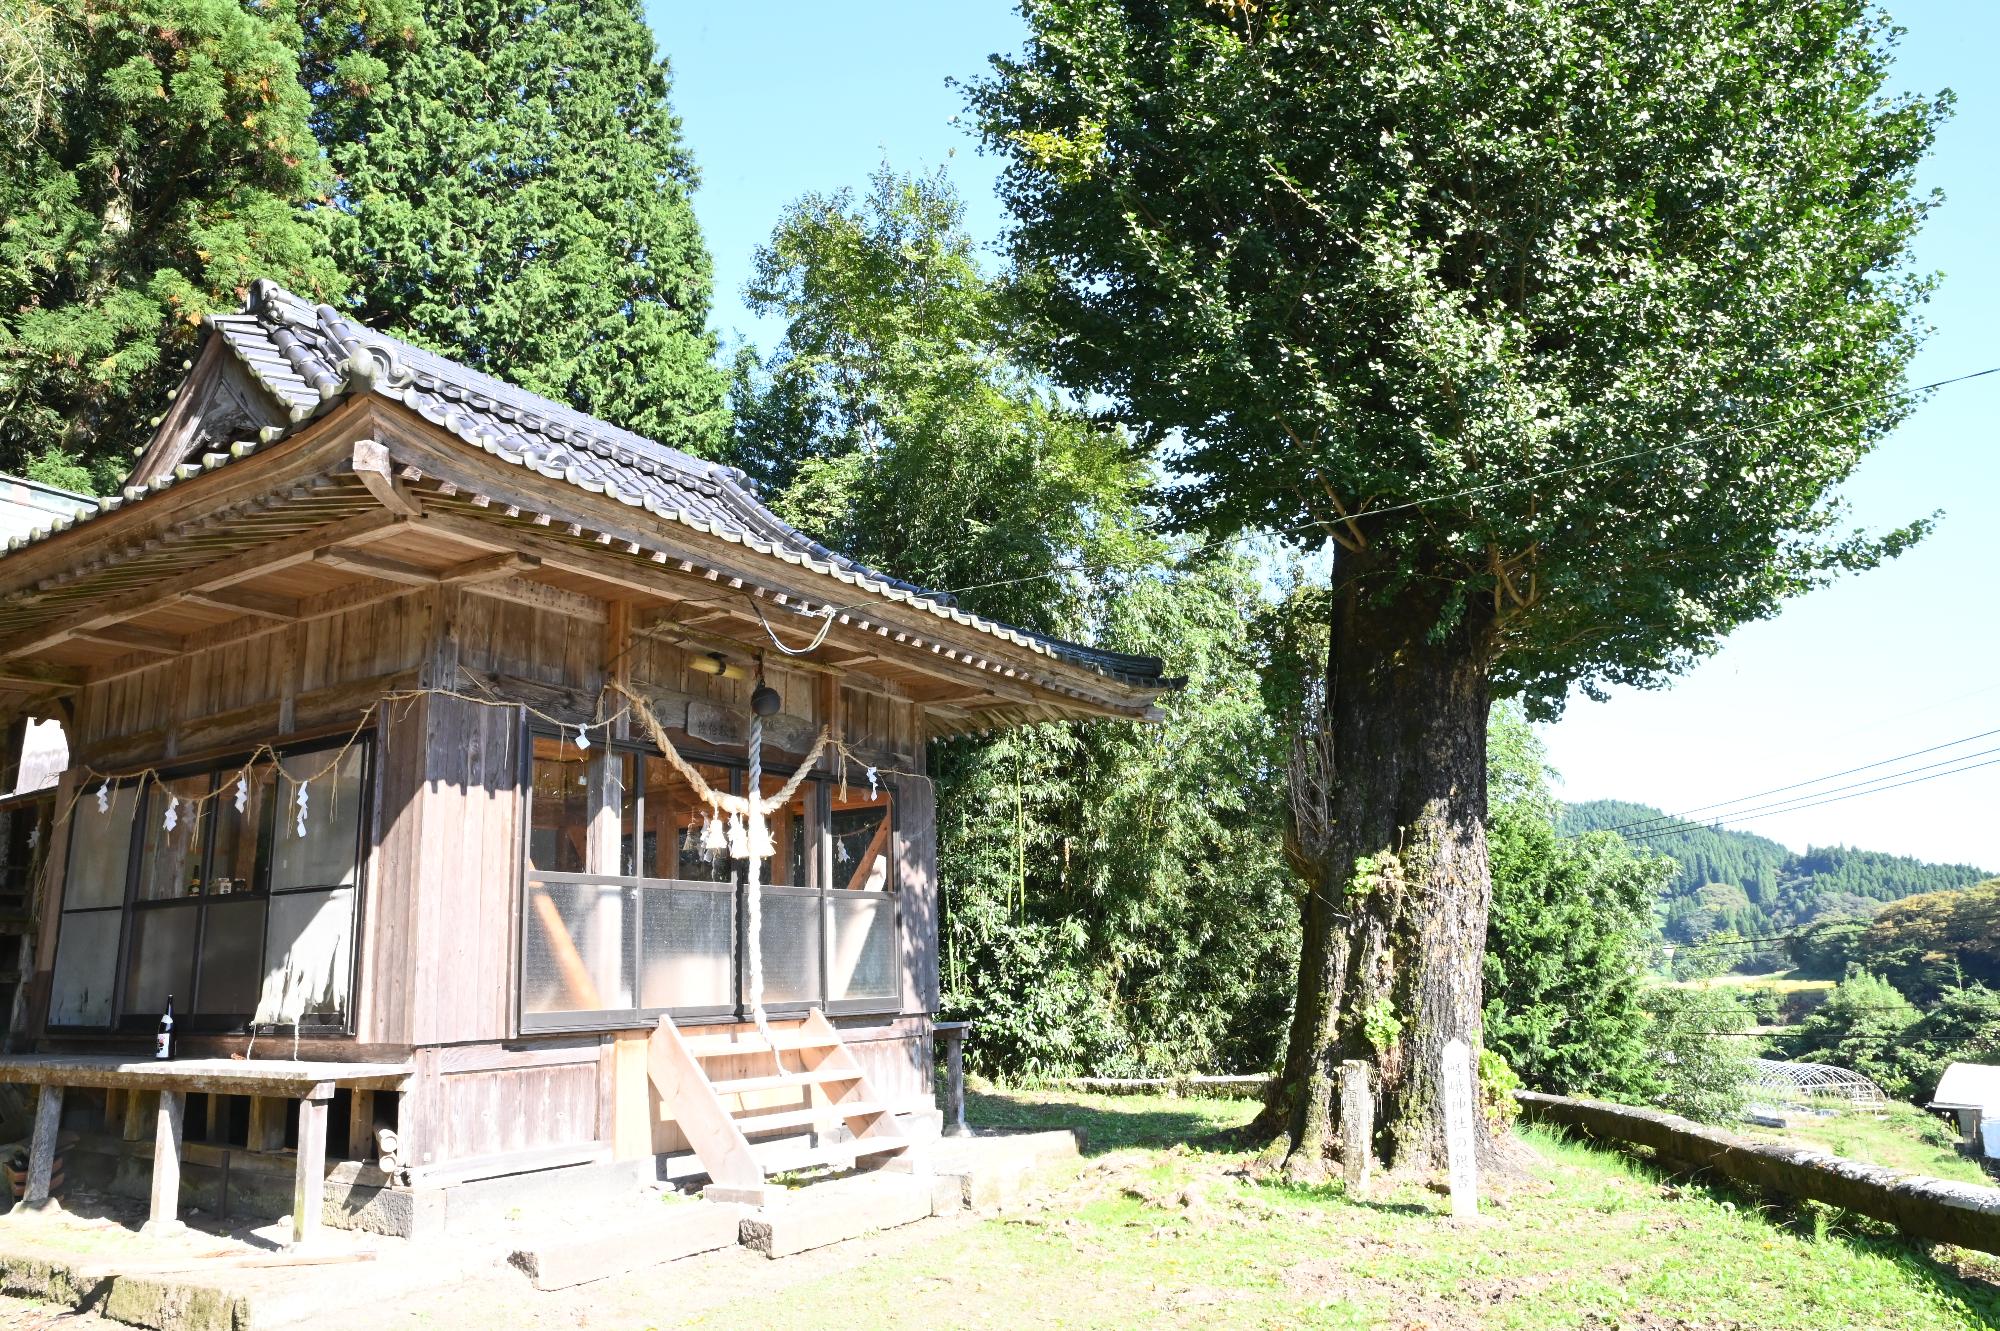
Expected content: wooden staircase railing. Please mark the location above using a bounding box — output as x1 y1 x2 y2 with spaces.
648 1010 910 1204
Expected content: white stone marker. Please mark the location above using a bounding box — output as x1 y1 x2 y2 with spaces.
1340 1060 1373 1191
1441 1037 1478 1220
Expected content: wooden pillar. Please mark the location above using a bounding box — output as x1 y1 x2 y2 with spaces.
291 1091 330 1247
247 1095 286 1152
347 1089 375 1162
122 1088 153 1141
935 1022 970 1137
604 600 632 743
205 1092 230 1145
22 1084 62 1209
142 1090 185 1235
0 716 27 795
610 1030 652 1160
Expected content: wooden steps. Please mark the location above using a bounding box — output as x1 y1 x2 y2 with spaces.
647 1009 910 1205
707 1066 860 1098
737 1100 888 1136
681 1028 835 1059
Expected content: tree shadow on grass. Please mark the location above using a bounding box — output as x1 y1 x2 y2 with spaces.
1253 1176 1439 1219
963 1087 1257 1157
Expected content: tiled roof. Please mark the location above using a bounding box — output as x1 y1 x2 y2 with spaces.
4 282 1169 693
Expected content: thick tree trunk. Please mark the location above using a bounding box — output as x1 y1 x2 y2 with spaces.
1258 553 1497 1177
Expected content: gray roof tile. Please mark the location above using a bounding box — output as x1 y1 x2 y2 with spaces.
0 283 1168 693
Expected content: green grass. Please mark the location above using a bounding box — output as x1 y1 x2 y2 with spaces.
668 1089 2000 1330
960 1084 1261 1154
1743 1101 1994 1187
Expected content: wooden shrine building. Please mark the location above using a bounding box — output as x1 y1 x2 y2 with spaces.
0 280 1168 1237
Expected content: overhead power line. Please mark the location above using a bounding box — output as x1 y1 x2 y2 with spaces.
1595 726 2000 840
1614 752 2000 847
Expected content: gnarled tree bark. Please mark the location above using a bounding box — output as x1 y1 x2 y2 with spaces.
1258 549 1499 1176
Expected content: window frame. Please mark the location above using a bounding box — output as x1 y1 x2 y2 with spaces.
44 734 373 1038
515 724 903 1034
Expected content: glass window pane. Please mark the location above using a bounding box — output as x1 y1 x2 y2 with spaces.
137 775 209 902
49 910 119 1026
638 885 733 1009
831 786 893 893
522 879 633 1015
529 738 591 873
272 746 364 890
126 906 197 1015
195 898 266 1014
65 784 136 910
259 889 355 1022
757 774 820 889
206 762 273 898
755 890 820 1005
828 895 897 1002
640 757 733 883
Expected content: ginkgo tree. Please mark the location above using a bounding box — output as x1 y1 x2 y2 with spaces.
971 0 1947 1174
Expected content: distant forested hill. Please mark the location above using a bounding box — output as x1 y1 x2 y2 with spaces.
1558 800 1993 944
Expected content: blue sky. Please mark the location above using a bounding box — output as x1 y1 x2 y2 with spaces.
648 2 1998 869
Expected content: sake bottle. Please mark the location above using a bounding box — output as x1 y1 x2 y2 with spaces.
155 994 175 1060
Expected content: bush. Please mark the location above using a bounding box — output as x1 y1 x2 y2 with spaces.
1638 988 1753 1123
1775 970 1920 1096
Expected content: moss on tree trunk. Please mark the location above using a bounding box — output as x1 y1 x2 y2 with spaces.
1259 555 1497 1177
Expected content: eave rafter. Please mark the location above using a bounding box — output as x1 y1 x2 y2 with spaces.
0 399 1165 728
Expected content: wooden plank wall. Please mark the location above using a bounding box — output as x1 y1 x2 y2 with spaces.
50 578 946 1168
838 1016 934 1109
457 591 598 695
433 1043 602 1162
70 588 432 769
361 692 427 1048
407 691 520 1047
894 774 940 1016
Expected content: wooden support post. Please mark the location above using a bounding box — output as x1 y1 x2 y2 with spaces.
292 1092 330 1248
611 1030 652 1161
247 1095 287 1152
205 1092 229 1146
1441 1038 1478 1221
347 1089 375 1162
21 1084 62 1209
604 600 632 743
142 1090 185 1235
122 1088 153 1141
934 1022 971 1137
1341 1060 1373 1192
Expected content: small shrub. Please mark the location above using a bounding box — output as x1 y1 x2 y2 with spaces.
1478 1047 1522 1130
1639 988 1753 1123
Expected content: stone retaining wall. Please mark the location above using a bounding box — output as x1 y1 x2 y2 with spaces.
1516 1089 2000 1255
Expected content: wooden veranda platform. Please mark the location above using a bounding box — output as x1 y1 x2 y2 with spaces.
0 1055 411 1245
